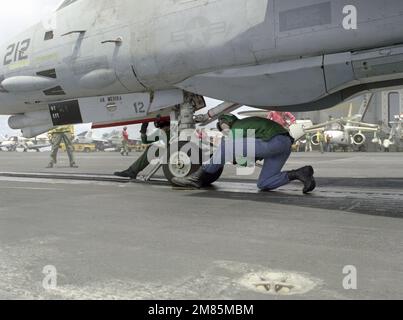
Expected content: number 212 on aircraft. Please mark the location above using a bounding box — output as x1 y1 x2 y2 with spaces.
3 39 31 65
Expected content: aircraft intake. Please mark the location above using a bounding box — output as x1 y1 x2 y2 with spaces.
21 125 54 139
383 139 394 149
311 135 320 146
352 133 366 146
8 110 53 130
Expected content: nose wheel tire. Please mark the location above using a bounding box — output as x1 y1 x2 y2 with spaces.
201 167 224 187
163 141 201 184
162 141 223 186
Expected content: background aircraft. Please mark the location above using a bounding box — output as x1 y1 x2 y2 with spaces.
303 106 380 149
239 105 381 150
0 134 50 152
74 130 112 151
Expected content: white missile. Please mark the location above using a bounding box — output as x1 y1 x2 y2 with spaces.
1 76 56 92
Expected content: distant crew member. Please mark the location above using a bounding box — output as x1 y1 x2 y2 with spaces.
316 131 325 154
114 118 171 180
172 115 316 194
121 127 130 156
267 111 296 128
47 125 78 168
295 140 302 152
325 134 333 152
305 133 313 152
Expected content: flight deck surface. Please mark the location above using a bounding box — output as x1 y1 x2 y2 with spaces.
0 152 402 299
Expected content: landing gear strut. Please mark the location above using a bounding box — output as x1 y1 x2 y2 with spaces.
139 92 224 186
163 94 207 184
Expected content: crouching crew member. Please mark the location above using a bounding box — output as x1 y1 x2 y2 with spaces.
172 115 316 194
114 118 170 180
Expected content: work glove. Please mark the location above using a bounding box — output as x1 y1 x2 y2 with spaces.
234 157 248 167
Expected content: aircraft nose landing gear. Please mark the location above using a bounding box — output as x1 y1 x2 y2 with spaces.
169 152 191 177
140 92 224 186
162 141 224 187
163 141 202 183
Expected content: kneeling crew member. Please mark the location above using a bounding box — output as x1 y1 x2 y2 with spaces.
114 118 170 180
172 115 316 194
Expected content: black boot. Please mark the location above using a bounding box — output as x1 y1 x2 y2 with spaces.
287 166 316 194
172 167 208 189
70 162 79 168
114 169 138 180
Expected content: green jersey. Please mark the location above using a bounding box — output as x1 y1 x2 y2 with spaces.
220 115 289 141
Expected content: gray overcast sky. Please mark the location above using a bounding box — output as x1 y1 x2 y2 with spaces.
0 0 60 43
0 0 61 136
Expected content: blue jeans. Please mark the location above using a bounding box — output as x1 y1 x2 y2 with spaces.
203 135 292 190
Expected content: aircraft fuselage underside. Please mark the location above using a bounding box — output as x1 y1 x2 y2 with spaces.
2 0 403 135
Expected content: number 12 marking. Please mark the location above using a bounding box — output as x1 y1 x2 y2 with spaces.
134 102 145 114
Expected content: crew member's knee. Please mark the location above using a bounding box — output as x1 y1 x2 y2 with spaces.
202 164 222 175
257 179 275 191
257 174 289 191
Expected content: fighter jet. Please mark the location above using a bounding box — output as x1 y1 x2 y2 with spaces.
303 115 380 150
74 130 111 151
0 134 50 152
1 0 403 180
0 136 26 152
302 103 381 149
239 104 381 149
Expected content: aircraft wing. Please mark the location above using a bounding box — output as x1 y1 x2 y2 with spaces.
344 125 379 132
92 138 109 143
345 120 379 128
237 110 268 119
303 127 326 133
303 121 332 132
27 144 51 150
